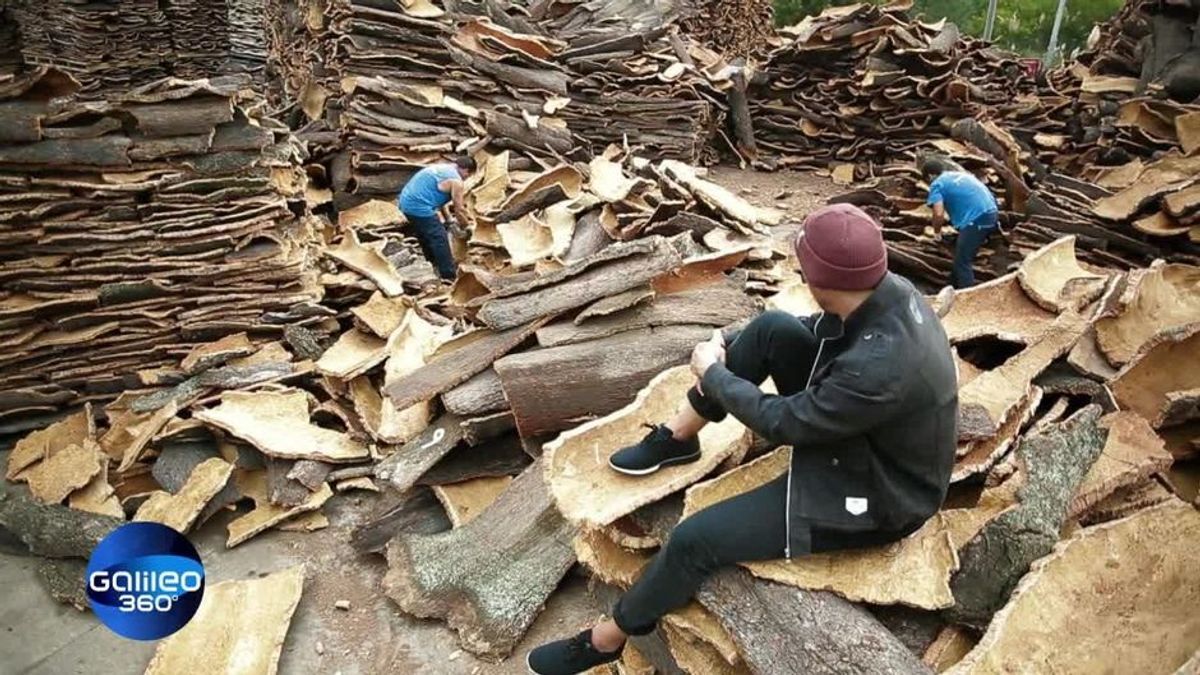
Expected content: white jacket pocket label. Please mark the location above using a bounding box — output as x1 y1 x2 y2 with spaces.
845 497 868 516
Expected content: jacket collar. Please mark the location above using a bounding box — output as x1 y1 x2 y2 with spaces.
815 273 910 341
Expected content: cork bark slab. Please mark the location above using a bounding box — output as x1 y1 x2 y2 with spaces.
939 274 1056 346
947 406 1107 628
134 457 234 533
382 458 576 659
25 440 104 505
195 389 369 463
145 566 305 675
544 366 752 528
1111 325 1200 428
682 447 961 610
226 471 333 547
1094 263 1200 367
957 311 1088 442
314 328 389 380
1069 412 1174 518
6 404 93 481
431 476 512 527
953 386 1041 481
324 228 406 297
1015 236 1107 313
180 332 255 374
101 401 179 472
923 626 977 673
949 500 1200 675
68 460 123 518
351 292 409 338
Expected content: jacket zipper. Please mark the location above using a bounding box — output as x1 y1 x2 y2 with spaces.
786 313 829 559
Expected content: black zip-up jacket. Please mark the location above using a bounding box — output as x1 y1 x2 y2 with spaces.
700 273 958 556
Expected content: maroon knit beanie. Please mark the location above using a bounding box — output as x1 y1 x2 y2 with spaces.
794 204 887 291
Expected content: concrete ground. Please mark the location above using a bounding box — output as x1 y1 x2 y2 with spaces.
0 487 599 675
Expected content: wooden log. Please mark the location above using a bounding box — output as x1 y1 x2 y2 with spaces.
442 368 508 417
478 242 683 330
374 413 466 492
947 405 1107 628
384 320 545 410
495 325 712 438
0 488 123 558
382 458 576 658
350 486 452 554
697 569 930 675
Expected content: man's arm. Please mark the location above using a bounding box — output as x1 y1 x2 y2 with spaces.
698 358 904 447
930 201 946 229
438 179 470 226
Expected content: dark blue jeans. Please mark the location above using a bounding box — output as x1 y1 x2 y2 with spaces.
952 212 998 289
405 212 456 280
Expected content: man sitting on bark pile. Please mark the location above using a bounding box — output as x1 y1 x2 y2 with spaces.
528 204 959 675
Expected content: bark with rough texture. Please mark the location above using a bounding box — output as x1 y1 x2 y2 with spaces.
382 458 576 659
947 405 1107 628
350 486 452 554
697 569 931 675
418 434 531 486
0 488 123 558
384 320 544 410
496 325 712 437
36 557 89 610
374 413 466 492
442 368 509 417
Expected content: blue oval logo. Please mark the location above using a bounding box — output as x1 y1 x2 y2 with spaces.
86 522 205 640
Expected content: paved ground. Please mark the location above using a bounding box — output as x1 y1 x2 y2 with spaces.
0 485 598 675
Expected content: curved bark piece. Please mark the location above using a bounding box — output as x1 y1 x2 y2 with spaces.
0 488 123 558
949 501 1200 675
544 366 752 528
1069 412 1174 518
134 457 234 533
382 458 576 659
952 386 1041 481
6 404 92 481
1015 236 1107 313
957 312 1088 442
947 406 1107 628
195 389 369 463
939 274 1055 346
1094 263 1200 367
683 447 961 611
146 566 305 675
1111 325 1200 428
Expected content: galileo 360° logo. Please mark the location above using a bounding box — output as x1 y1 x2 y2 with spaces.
86 522 205 640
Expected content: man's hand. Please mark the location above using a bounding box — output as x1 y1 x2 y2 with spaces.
690 329 726 382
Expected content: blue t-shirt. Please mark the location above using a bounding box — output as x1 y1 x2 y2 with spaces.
398 164 459 217
926 171 998 230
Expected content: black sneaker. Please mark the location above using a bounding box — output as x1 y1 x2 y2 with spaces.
526 629 622 675
608 424 701 476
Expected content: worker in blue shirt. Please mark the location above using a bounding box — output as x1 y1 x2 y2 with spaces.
920 156 1000 288
398 156 476 281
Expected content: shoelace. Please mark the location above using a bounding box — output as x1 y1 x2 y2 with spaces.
566 633 593 657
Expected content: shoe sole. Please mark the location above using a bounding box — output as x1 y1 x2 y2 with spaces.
608 451 702 476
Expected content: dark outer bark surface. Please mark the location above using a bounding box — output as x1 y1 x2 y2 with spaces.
0 488 123 558
36 557 89 611
485 110 574 155
536 280 758 347
153 440 240 524
287 460 333 491
384 319 545 410
374 413 466 492
418 434 531 486
381 458 577 659
477 247 683 330
476 237 674 301
442 368 509 417
495 325 712 437
574 285 655 325
491 184 568 225
728 69 758 159
562 209 613 263
697 570 931 675
265 457 313 507
868 604 945 657
946 405 1107 628
460 410 516 447
350 486 452 554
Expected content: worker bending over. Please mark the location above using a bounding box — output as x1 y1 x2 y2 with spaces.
920 156 1000 289
397 156 476 281
528 204 958 675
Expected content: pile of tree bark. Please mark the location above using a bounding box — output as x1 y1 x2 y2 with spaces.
4 0 272 96
0 67 323 442
675 0 777 59
747 1 1042 169
266 0 739 206
1073 0 1200 104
